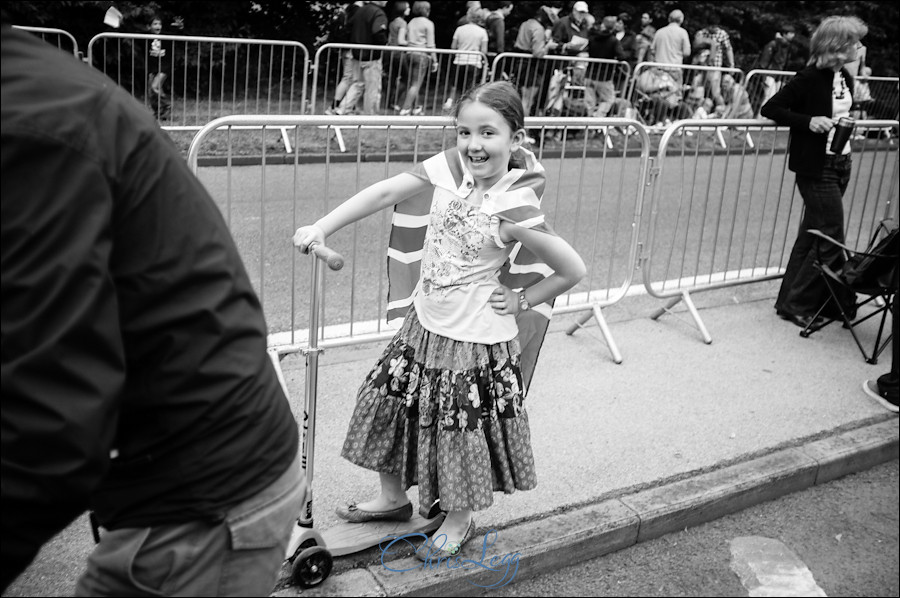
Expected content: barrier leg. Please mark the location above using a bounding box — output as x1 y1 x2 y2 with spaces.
333 127 346 153
565 304 623 364
280 127 293 154
716 127 727 148
566 310 593 335
650 291 713 344
682 291 713 344
321 126 347 153
650 295 683 320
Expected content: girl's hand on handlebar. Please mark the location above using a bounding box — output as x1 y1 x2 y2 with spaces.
292 224 325 254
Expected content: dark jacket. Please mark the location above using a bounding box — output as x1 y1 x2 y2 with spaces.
757 36 794 71
761 65 855 177
587 27 626 63
485 11 506 54
348 2 389 60
619 31 638 64
552 15 592 54
1 25 298 588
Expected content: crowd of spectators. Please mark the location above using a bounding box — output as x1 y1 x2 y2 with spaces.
320 1 841 130
81 1 893 132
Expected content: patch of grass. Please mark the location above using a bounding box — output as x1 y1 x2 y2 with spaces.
172 120 798 162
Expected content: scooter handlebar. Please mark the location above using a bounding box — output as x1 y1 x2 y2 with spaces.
309 242 344 271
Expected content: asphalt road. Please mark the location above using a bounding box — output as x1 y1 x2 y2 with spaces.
192 147 894 339
8 458 895 597
488 459 899 597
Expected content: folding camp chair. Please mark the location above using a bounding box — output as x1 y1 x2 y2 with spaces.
799 219 898 364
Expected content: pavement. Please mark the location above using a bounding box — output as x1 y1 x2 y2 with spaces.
270 279 898 597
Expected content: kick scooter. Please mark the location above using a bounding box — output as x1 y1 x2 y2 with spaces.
270 243 444 588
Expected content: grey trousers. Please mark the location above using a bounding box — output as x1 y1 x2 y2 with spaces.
75 451 304 597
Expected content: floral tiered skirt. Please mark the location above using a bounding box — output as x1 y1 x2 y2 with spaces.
340 309 537 514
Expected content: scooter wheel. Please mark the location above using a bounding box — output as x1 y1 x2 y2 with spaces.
291 546 333 588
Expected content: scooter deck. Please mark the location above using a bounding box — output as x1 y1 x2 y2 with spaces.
321 512 445 557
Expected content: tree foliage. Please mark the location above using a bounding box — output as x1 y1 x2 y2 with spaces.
4 0 897 75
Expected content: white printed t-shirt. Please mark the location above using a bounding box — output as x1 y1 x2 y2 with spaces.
410 153 518 344
386 148 557 390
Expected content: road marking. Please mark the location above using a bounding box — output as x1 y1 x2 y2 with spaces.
730 536 827 597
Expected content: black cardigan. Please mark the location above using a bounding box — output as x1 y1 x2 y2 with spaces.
761 65 855 177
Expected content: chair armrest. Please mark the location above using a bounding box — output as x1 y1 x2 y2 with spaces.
806 229 851 262
807 228 899 260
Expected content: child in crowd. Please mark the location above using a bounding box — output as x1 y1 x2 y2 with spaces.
693 97 715 119
293 81 585 558
147 14 172 120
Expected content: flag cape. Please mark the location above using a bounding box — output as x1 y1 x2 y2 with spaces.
386 147 556 394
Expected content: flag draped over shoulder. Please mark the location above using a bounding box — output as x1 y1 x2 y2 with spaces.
386 147 557 394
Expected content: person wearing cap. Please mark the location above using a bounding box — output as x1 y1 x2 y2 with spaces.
551 1 592 56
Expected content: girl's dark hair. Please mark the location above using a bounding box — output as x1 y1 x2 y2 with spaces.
452 80 525 133
452 81 526 169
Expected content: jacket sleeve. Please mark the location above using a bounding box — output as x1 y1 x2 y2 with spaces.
529 25 548 58
1 128 124 589
371 10 389 46
760 71 813 131
758 41 774 70
488 17 504 53
426 20 436 50
723 36 734 68
614 39 627 62
680 30 691 63
550 20 567 45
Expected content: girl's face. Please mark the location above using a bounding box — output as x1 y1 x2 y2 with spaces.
150 18 163 34
455 100 524 189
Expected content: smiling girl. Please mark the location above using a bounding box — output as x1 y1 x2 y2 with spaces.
293 81 585 558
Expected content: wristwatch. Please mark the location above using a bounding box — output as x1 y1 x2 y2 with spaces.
517 291 531 312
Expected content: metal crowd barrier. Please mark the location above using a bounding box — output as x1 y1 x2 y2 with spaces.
87 32 310 130
746 69 900 125
13 25 80 58
491 52 631 119
628 61 745 127
743 69 795 117
854 76 900 123
187 115 651 363
311 43 489 116
642 118 899 343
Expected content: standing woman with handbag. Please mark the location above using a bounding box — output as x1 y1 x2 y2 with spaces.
761 15 868 329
